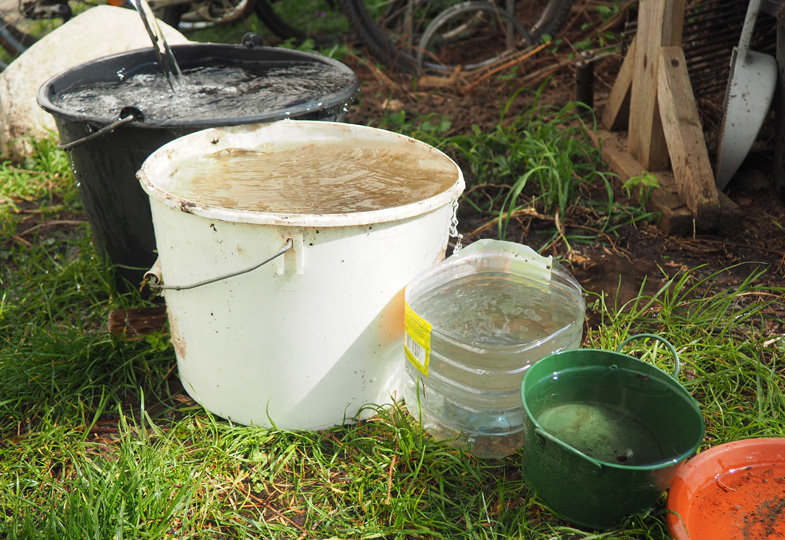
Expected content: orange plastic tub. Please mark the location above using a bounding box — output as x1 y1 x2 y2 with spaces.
667 438 785 540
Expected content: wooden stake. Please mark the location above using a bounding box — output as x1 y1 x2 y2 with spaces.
628 0 685 170
602 37 636 131
656 46 720 227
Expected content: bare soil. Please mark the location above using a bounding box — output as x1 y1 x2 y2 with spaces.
339 3 785 304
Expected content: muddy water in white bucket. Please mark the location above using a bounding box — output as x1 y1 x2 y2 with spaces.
137 120 465 430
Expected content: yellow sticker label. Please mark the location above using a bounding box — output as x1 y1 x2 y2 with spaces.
404 302 432 376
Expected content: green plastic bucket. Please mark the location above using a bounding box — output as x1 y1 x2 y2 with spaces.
520 334 704 529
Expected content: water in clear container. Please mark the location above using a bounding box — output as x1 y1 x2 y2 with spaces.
404 242 585 458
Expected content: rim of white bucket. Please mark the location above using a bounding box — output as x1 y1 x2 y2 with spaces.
137 120 465 227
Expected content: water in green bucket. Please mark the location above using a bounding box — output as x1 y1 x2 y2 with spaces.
537 404 665 466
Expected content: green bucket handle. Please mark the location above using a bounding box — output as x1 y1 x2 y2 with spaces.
534 427 606 473
616 333 680 379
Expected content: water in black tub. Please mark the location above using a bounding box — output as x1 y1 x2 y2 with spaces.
56 0 354 123
54 62 356 123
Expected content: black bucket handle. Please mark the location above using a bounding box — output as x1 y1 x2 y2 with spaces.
58 106 145 151
616 333 680 378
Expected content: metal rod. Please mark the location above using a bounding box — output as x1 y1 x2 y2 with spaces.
683 35 739 56
575 51 594 112
58 114 137 151
685 49 735 68
684 7 746 32
149 238 294 291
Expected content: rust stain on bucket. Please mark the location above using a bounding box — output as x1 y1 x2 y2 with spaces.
167 310 187 360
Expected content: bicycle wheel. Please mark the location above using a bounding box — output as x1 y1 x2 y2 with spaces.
254 0 349 45
0 0 80 63
0 17 36 61
340 0 572 73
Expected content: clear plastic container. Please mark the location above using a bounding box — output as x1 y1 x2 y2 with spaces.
403 239 585 458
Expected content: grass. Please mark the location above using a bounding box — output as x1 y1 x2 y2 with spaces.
1 16 784 540
3 133 783 540
375 87 657 251
181 6 352 57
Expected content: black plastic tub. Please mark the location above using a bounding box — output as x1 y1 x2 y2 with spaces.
37 42 359 290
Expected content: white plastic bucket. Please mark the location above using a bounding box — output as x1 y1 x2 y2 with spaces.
137 120 465 430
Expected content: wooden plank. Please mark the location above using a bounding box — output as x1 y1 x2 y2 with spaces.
589 128 740 234
656 46 720 229
109 306 168 340
628 0 685 170
588 129 692 234
601 37 636 131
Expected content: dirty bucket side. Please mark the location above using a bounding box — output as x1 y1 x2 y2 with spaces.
520 348 704 529
137 120 465 430
151 204 456 430
52 118 189 288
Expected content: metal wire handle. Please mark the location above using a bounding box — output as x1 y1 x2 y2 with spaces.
449 198 463 254
146 238 293 291
58 106 144 151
